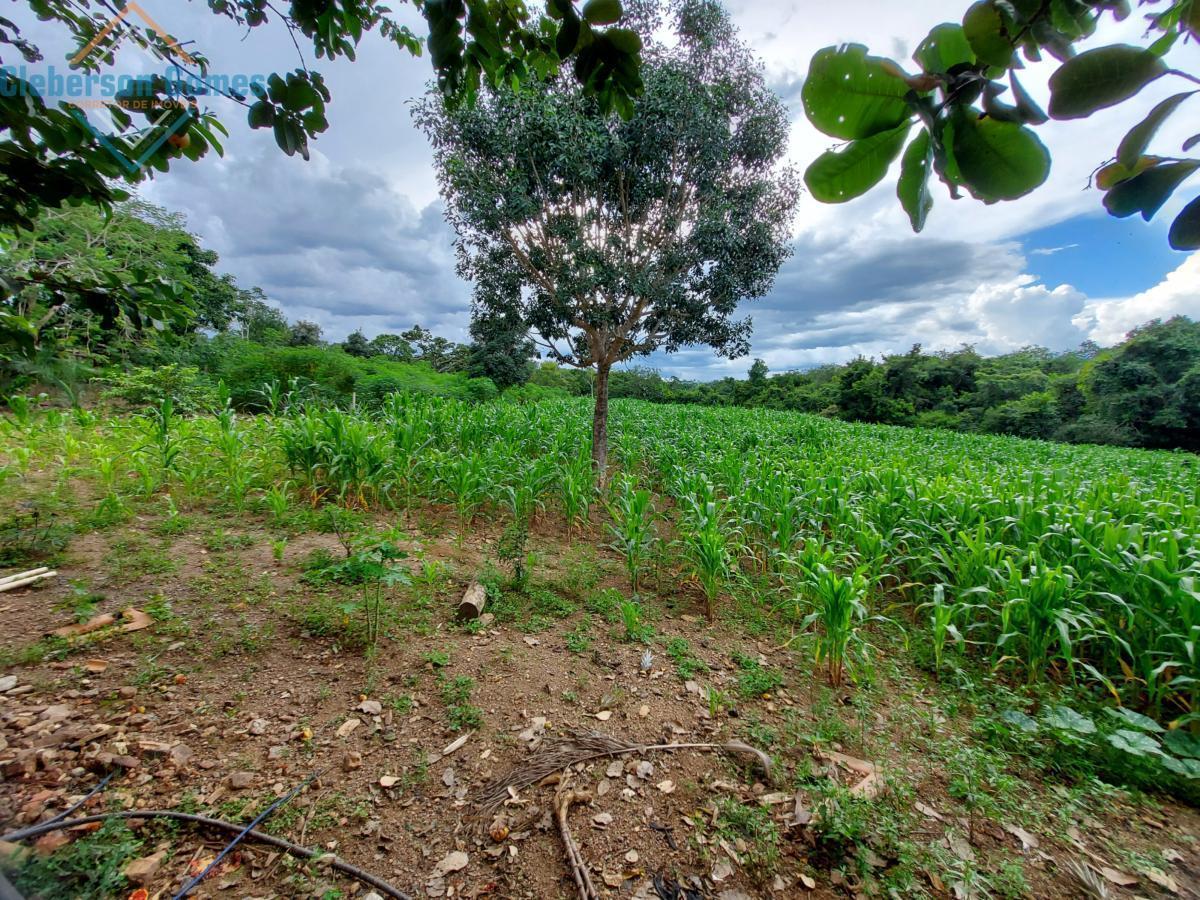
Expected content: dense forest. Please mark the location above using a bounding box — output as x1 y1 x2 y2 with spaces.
2 198 1197 452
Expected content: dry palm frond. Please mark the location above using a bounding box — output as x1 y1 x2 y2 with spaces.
473 728 773 814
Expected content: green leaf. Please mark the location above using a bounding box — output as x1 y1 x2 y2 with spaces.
1048 44 1167 120
556 14 581 59
582 0 622 26
802 44 912 140
897 129 934 231
1042 705 1096 734
1169 195 1200 250
1164 729 1200 759
1117 92 1197 168
1107 728 1163 757
805 122 911 203
963 1 1014 69
1105 706 1166 733
1103 160 1200 221
1163 755 1200 778
1000 709 1039 732
247 100 274 129
913 23 974 74
950 109 1050 201
606 28 642 55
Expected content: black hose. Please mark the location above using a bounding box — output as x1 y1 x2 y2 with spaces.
39 770 114 829
0 811 411 900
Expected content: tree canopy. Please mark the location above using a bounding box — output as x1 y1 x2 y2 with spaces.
417 0 799 474
0 0 644 231
799 0 1200 249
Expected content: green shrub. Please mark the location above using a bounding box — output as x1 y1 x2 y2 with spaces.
101 364 218 413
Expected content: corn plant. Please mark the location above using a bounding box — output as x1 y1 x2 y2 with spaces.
677 481 737 622
439 452 492 541
559 452 594 540
605 474 657 594
919 584 965 676
800 566 872 687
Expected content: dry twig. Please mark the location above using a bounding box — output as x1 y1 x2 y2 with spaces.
554 786 599 900
474 729 772 815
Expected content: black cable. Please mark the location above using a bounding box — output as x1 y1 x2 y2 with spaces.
0 811 410 900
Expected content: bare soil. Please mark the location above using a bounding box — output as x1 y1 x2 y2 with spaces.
1 504 1198 899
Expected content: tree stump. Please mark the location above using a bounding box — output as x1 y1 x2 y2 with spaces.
455 582 487 621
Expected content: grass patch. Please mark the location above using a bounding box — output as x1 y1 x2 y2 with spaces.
12 819 143 898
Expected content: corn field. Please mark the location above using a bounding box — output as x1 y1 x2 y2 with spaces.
3 394 1199 726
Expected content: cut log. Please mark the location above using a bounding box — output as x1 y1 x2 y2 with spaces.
455 582 487 622
0 571 57 594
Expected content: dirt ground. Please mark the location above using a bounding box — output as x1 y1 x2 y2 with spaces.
1 504 1199 899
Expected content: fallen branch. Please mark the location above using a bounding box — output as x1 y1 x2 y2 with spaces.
474 729 773 814
554 787 599 900
0 570 56 594
0 567 48 585
0 811 411 899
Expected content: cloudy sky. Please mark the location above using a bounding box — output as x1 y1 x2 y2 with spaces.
11 1 1200 379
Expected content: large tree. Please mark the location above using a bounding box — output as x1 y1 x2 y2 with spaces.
417 0 799 476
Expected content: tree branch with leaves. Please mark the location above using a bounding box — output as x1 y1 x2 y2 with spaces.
800 0 1200 249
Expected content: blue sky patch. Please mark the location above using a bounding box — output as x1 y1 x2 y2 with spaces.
1019 213 1180 298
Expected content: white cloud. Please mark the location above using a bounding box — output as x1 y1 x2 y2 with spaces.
1078 255 1200 346
9 0 1200 375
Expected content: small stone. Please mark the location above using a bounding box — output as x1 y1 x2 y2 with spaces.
606 760 623 778
169 744 194 768
124 850 166 884
343 752 362 771
249 718 269 735
625 850 639 863
228 771 256 790
595 710 613 721
357 700 382 715
83 660 108 674
40 705 72 723
657 779 675 793
33 832 71 855
0 675 16 692
433 850 469 877
592 812 613 828
379 775 400 788
118 687 137 699
638 705 650 717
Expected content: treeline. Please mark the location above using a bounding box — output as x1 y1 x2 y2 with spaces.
4 199 1197 451
525 318 1200 451
0 199 507 407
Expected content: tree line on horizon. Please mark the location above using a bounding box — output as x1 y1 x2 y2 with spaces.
2 194 1197 454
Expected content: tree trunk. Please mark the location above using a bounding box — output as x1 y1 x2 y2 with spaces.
591 363 611 484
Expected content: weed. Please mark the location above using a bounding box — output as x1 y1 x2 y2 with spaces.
566 618 594 654
439 673 482 731
733 651 784 698
12 820 143 898
713 798 780 878
665 636 708 679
